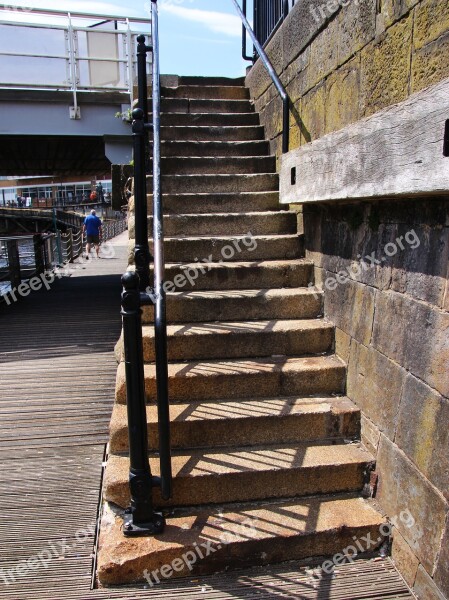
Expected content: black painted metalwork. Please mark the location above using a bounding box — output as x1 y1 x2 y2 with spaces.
243 0 292 57
120 0 172 537
233 0 290 153
121 271 164 537
132 107 152 292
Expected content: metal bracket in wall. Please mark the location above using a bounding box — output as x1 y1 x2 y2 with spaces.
69 106 81 120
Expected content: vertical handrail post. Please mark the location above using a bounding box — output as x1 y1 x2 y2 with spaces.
132 107 151 291
150 0 172 502
121 271 164 536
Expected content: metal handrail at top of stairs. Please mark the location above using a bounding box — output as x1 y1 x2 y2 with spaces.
120 0 172 538
233 0 290 154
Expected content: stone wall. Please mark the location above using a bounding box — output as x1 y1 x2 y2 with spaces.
303 198 449 599
245 0 449 162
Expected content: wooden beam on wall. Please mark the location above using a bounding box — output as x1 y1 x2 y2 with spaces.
280 78 449 204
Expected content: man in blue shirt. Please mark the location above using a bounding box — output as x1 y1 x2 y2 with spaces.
83 209 103 259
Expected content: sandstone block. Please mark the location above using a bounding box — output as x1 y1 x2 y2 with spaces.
323 277 375 346
413 0 449 50
307 18 339 90
414 565 448 600
360 14 413 116
246 60 273 101
347 341 406 439
261 96 284 141
434 517 449 598
391 528 419 587
379 0 420 29
335 327 351 362
412 32 449 94
282 0 339 68
395 375 449 499
325 57 361 134
376 434 448 574
301 83 326 142
360 415 381 457
372 291 449 397
337 0 377 65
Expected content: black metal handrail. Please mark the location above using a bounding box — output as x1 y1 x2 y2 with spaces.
120 0 171 538
232 0 289 153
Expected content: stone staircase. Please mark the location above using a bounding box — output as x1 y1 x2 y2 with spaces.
98 77 384 586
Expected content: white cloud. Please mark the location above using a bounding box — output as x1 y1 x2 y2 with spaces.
159 4 241 37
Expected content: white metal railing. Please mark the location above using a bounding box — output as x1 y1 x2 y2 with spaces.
0 7 152 118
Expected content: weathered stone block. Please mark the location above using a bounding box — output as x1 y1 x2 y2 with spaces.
325 56 361 134
360 415 380 457
282 0 339 69
360 14 413 116
347 341 406 439
261 96 284 141
335 327 351 362
284 46 310 90
379 0 420 30
301 82 326 141
376 434 448 574
372 291 449 397
391 528 419 587
395 375 449 499
389 223 449 308
434 517 449 598
414 565 448 600
323 276 375 346
307 18 339 90
338 0 377 65
360 350 402 421
246 60 274 102
414 0 449 50
412 32 449 94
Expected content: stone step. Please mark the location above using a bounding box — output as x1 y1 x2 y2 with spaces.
139 234 303 263
161 259 313 291
136 319 334 362
147 173 278 194
98 494 385 585
109 396 360 453
162 85 250 100
142 288 322 324
160 98 254 114
104 441 372 509
129 212 297 238
158 140 268 156
153 156 276 175
145 191 281 214
160 125 265 142
115 355 346 404
157 112 260 127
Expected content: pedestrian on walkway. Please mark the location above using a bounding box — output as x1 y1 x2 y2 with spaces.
83 209 103 259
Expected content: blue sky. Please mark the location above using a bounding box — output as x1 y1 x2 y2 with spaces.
2 0 249 77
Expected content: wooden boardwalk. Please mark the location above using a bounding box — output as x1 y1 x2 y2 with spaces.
0 232 414 599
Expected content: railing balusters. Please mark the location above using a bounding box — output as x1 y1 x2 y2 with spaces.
234 0 290 153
